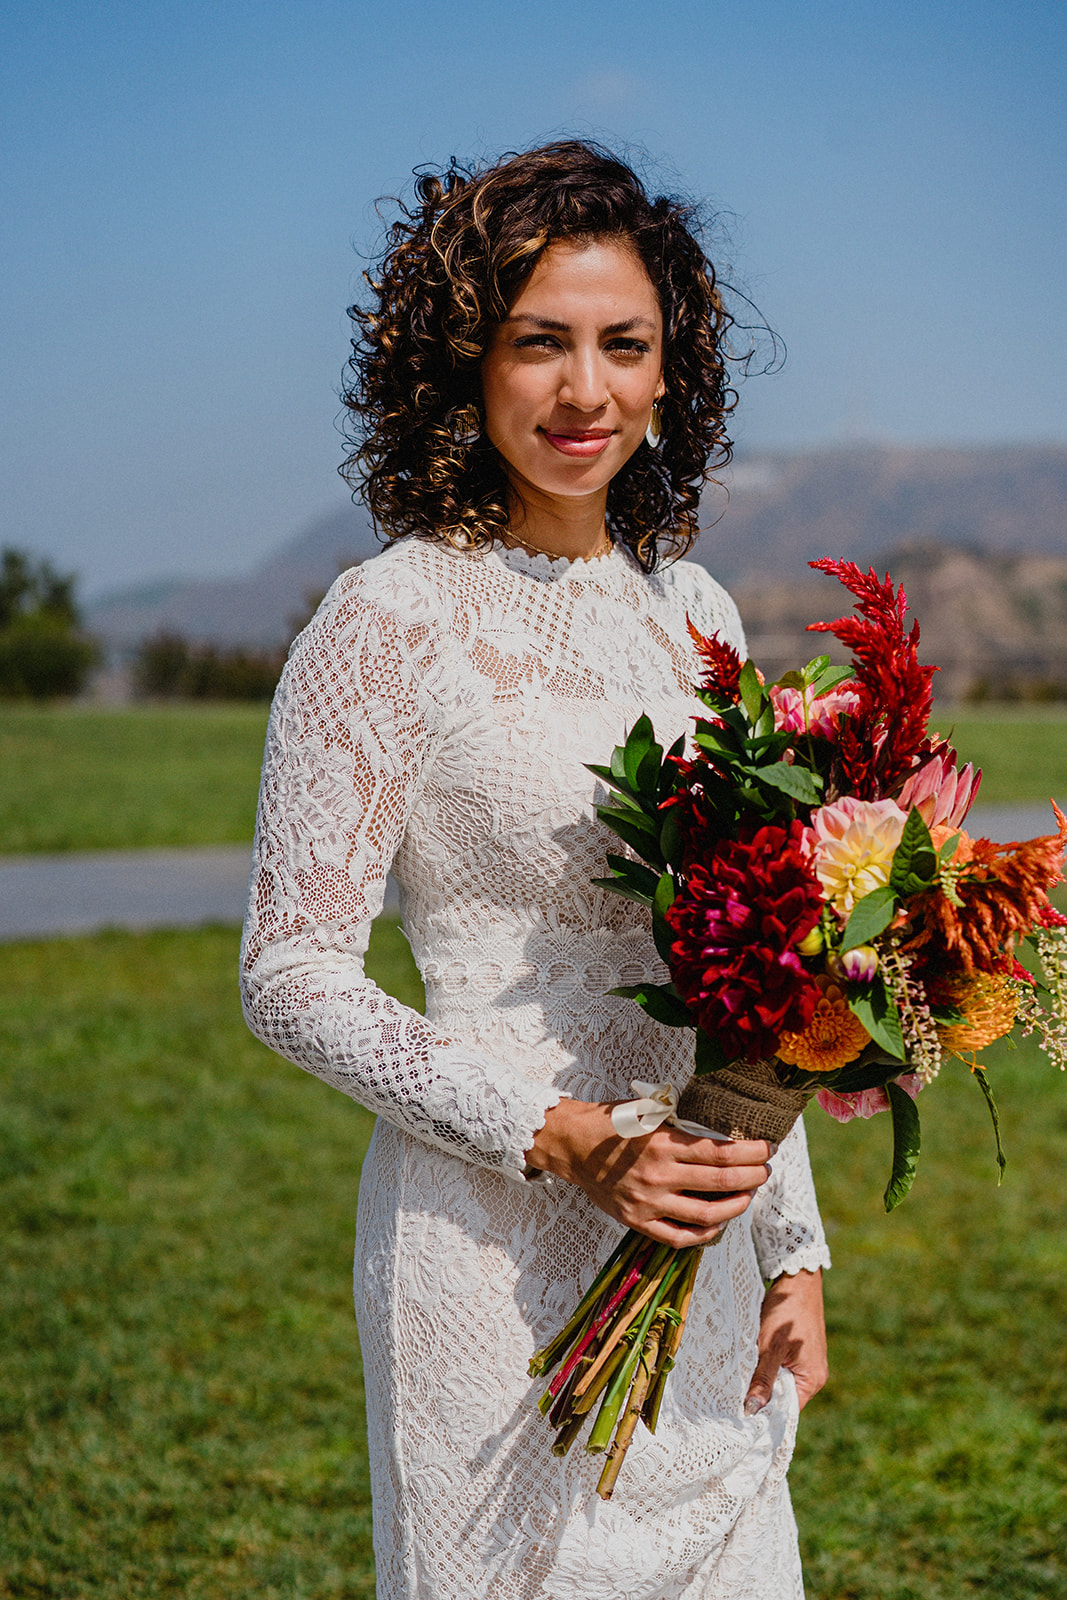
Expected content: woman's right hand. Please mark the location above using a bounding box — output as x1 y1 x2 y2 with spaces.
524 1099 773 1247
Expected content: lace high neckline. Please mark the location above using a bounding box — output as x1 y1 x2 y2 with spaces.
491 540 624 583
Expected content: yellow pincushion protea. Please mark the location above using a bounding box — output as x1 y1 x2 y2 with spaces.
937 971 1019 1057
777 975 871 1073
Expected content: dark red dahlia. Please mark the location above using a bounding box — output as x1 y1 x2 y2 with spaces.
666 820 824 1063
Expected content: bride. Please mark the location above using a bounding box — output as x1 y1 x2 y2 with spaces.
241 139 829 1599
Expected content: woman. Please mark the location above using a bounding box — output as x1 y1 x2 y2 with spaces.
241 140 830 1600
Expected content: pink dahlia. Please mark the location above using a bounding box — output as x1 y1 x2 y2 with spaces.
666 820 824 1063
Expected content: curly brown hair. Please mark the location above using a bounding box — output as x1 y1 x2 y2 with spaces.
341 140 742 572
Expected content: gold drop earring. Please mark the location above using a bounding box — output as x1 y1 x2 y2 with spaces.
645 400 663 450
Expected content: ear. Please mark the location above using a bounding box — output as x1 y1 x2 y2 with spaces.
654 374 666 401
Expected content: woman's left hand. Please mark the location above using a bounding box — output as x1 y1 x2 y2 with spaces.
743 1267 828 1416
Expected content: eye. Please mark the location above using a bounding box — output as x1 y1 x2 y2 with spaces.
606 338 652 357
513 334 562 352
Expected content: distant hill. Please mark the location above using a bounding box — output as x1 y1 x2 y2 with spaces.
697 442 1067 582
735 543 1067 701
87 445 1067 695
87 503 383 653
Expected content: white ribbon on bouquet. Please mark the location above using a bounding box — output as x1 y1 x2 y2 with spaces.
610 1080 730 1143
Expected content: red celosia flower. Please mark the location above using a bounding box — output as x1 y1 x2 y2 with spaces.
686 618 743 702
808 560 937 799
666 820 823 1062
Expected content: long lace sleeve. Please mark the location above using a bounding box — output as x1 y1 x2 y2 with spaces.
749 1114 832 1280
239 567 564 1182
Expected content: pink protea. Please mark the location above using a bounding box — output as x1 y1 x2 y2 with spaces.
816 1072 923 1124
896 742 982 830
770 681 862 739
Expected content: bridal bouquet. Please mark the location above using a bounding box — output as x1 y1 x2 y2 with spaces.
531 558 1067 1498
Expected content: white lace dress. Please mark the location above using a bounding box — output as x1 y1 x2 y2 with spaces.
240 536 831 1600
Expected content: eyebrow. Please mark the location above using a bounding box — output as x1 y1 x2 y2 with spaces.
503 314 658 335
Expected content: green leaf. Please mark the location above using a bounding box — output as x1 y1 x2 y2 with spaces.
938 832 961 864
694 1028 728 1075
751 761 824 805
693 724 738 758
622 715 656 793
801 654 831 682
841 885 897 951
634 740 664 799
609 984 693 1029
651 870 677 964
773 669 807 690
591 854 661 905
591 876 653 906
972 1067 1007 1183
883 1081 922 1211
738 660 764 723
609 744 629 786
659 807 683 868
594 809 664 869
808 664 854 697
848 978 906 1060
657 735 686 804
889 806 938 895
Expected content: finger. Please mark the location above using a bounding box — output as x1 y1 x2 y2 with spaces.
667 1162 771 1195
670 1134 774 1167
744 1349 781 1417
650 1187 755 1234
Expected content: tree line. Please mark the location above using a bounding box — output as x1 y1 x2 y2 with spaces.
0 547 300 702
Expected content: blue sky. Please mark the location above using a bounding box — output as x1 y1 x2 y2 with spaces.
3 0 1065 595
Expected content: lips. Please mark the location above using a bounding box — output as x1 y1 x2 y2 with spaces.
541 429 614 458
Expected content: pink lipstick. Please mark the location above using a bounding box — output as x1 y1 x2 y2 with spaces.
542 429 613 458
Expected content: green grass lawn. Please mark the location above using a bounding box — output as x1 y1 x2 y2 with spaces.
0 704 1064 856
0 705 269 854
2 920 1066 1597
937 706 1067 807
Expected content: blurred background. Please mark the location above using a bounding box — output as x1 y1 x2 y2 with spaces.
3 3 1066 1597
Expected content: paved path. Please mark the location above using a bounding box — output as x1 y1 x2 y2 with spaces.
0 805 1059 942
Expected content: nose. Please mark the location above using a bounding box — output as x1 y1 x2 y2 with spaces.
558 348 608 413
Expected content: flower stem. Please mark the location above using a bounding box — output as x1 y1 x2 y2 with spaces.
641 1247 701 1433
596 1313 667 1500
585 1253 686 1454
528 1231 644 1377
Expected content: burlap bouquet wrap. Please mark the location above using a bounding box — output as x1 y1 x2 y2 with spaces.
676 1057 816 1144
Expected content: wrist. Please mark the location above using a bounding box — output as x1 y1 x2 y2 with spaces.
524 1097 606 1183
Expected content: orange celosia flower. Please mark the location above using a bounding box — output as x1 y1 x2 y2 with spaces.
937 970 1019 1055
907 803 1067 974
776 975 871 1072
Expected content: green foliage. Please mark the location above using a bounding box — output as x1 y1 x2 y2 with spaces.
0 704 270 853
846 978 907 1061
883 1080 922 1211
0 547 96 700
134 631 285 701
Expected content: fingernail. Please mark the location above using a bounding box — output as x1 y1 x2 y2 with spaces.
768 1142 780 1156
743 1395 765 1417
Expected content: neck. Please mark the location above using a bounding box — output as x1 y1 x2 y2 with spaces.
503 483 610 562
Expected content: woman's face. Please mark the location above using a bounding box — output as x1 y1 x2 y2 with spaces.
480 237 665 511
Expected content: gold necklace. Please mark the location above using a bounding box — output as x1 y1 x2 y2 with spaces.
505 530 613 562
